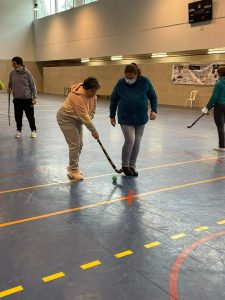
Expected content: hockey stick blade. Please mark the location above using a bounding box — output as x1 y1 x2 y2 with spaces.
187 114 205 128
187 106 214 129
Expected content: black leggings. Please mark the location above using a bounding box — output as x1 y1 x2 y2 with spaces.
214 103 225 148
13 98 36 132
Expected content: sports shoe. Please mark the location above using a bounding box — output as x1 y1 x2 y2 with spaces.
130 167 138 176
214 147 225 152
122 166 134 176
31 131 37 138
68 169 84 181
15 131 21 138
67 167 83 175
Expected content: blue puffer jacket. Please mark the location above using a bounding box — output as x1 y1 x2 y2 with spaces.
207 77 225 109
110 76 158 125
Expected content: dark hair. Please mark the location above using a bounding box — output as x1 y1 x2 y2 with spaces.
12 56 24 66
217 66 225 77
124 63 141 78
83 77 100 90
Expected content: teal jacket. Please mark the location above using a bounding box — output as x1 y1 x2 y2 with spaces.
110 76 157 125
206 77 225 109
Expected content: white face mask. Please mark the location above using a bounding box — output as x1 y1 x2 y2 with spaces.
125 78 136 85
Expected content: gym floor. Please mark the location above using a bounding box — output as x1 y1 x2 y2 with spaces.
0 93 225 300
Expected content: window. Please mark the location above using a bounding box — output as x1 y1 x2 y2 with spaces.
36 0 98 19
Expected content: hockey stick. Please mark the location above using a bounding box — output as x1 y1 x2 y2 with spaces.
187 106 213 129
97 139 122 174
8 93 11 126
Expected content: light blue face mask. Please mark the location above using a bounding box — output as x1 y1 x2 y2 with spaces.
125 78 136 85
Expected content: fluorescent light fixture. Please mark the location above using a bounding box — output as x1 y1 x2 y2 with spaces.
207 47 225 54
111 55 123 61
81 57 90 63
151 52 168 58
34 3 39 10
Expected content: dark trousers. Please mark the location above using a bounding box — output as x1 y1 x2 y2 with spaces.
214 103 225 148
13 98 36 132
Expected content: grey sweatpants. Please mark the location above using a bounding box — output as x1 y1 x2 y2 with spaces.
120 124 145 168
57 108 83 171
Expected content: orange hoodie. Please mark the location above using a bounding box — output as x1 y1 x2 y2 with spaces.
62 83 97 132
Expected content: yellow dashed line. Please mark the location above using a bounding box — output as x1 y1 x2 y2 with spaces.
80 260 102 270
0 286 23 298
217 219 225 225
1 218 225 295
114 250 133 258
144 241 161 248
42 272 65 282
171 233 186 240
195 226 209 232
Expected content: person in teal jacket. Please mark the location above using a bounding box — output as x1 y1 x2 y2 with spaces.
202 66 225 151
110 63 158 176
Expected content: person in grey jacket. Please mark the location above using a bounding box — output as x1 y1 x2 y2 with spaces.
8 56 37 138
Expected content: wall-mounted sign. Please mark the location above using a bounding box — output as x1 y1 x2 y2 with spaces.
188 0 213 24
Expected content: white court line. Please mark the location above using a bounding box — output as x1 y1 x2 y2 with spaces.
0 154 224 195
150 125 212 138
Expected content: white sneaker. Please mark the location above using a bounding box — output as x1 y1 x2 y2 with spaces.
15 131 21 138
214 147 225 152
31 131 37 138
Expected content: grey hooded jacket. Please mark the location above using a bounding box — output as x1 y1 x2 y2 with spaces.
8 66 37 99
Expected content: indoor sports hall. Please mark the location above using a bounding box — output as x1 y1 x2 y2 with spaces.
1 1 225 300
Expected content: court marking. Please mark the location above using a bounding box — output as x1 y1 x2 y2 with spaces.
0 286 23 298
171 233 186 240
114 250 133 258
0 220 224 297
217 219 225 225
42 272 65 282
194 226 209 232
0 154 224 195
1 174 225 228
80 260 102 270
169 230 225 300
150 125 212 138
144 241 161 248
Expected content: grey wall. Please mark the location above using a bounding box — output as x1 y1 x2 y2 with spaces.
0 1 43 92
0 0 35 60
34 0 225 61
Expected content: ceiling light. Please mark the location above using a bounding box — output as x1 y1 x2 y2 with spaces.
81 57 90 63
111 55 123 61
207 47 225 54
151 52 168 58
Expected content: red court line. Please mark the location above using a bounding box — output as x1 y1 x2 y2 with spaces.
169 230 225 300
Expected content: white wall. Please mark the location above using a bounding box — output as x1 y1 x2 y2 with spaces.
0 0 35 60
34 0 225 61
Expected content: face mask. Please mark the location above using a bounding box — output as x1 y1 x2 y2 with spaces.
125 78 136 85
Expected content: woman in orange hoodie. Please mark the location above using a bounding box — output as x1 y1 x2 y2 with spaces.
57 77 100 181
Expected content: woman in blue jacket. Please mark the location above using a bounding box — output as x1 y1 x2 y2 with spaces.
110 63 158 176
202 66 225 151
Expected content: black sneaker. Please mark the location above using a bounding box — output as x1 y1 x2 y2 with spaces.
130 167 138 176
122 166 134 176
